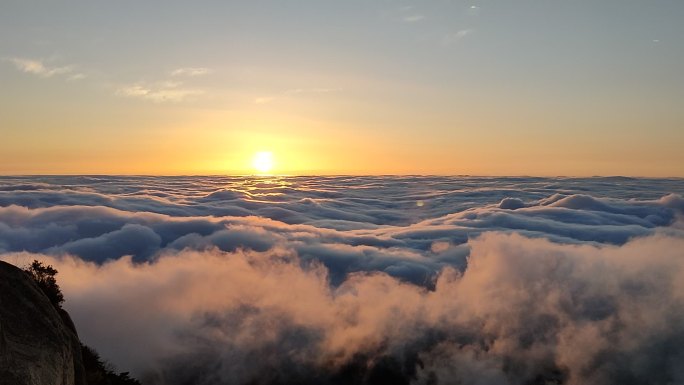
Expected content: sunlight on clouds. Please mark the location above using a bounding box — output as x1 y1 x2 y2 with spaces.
0 175 682 383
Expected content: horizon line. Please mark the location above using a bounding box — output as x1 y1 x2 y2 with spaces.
1 173 683 180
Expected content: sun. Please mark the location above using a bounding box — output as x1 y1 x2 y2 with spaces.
252 151 274 174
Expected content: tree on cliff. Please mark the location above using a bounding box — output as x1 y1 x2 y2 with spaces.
81 344 141 385
23 260 64 308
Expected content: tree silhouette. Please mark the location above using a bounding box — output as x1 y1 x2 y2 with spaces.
23 260 64 308
81 343 142 385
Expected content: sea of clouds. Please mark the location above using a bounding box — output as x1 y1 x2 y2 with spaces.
1 175 684 385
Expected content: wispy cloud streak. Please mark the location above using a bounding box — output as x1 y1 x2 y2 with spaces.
7 57 85 79
170 67 211 77
442 29 473 45
403 14 425 23
116 82 203 103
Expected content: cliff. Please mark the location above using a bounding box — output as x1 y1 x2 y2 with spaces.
0 260 86 385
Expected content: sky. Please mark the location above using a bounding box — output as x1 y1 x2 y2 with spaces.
0 0 682 176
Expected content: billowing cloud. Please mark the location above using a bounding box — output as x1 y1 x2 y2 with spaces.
4 231 684 384
1 176 684 384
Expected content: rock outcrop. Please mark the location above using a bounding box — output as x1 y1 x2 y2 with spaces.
0 260 86 385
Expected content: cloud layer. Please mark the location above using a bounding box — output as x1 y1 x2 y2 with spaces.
1 176 683 384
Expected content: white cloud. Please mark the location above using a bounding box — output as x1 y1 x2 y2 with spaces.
116 82 203 103
170 67 211 77
117 68 209 102
7 57 84 79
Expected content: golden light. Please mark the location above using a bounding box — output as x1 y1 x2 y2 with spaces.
252 151 274 173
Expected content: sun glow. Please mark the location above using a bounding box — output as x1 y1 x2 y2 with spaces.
252 151 274 174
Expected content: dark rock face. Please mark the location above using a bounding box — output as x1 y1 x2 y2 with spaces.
0 261 86 385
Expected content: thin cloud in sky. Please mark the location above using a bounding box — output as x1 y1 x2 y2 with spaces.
403 14 425 23
7 57 84 79
254 87 341 104
254 96 275 104
442 29 474 45
284 87 342 95
170 67 212 77
67 73 87 81
116 82 203 103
